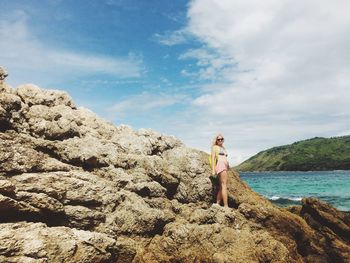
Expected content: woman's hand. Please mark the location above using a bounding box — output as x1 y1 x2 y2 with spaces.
212 169 216 176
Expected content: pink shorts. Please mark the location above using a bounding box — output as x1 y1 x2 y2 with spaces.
215 160 228 174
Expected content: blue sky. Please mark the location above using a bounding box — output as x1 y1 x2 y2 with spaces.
1 0 350 165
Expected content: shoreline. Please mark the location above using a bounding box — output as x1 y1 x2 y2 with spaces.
238 169 350 173
240 170 350 212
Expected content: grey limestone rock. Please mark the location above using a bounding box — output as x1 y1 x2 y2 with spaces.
0 66 8 80
0 222 117 263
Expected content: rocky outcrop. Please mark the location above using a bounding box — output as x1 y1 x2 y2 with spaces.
0 83 349 262
0 222 117 263
288 198 350 262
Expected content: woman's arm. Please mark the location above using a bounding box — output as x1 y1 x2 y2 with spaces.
211 146 216 175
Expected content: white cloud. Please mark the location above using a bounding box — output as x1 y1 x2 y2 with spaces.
0 11 143 86
166 0 350 165
153 29 190 46
179 48 236 80
107 91 188 119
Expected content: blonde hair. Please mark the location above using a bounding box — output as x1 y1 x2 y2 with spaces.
211 133 225 149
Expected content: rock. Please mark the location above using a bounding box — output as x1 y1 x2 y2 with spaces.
0 82 11 93
0 66 8 80
0 84 349 262
111 126 183 155
9 171 111 208
0 132 72 175
0 66 10 93
187 205 238 225
125 181 167 198
73 106 118 140
301 197 350 242
114 236 141 263
0 222 117 263
51 136 115 168
0 179 16 195
0 193 31 213
0 93 22 113
0 193 43 222
0 92 22 131
292 198 350 262
162 147 213 203
64 205 106 229
97 190 175 237
16 84 76 108
140 221 291 262
22 104 81 140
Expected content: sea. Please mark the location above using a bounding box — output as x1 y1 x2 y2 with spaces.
240 170 350 211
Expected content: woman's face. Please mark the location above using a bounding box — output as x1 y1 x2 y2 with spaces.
216 136 224 145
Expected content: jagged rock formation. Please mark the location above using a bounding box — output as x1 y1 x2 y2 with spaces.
0 83 349 262
0 67 10 95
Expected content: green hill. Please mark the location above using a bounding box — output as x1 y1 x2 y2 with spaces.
236 135 350 171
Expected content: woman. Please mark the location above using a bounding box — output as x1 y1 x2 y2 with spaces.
211 134 229 207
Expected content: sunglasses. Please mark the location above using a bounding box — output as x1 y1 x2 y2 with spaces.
217 138 224 141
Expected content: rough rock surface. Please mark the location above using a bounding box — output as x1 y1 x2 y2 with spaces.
0 222 117 263
0 83 349 262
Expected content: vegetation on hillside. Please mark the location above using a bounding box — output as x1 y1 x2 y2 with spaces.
236 136 350 171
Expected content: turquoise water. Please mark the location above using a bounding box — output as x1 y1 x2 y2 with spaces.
240 171 350 211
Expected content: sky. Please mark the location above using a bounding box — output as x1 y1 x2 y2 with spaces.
1 0 350 165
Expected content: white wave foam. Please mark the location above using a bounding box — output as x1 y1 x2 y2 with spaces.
266 195 302 202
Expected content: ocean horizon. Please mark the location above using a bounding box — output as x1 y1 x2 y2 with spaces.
240 170 350 211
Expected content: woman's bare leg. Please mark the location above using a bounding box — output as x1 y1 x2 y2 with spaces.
216 183 222 204
219 170 228 207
